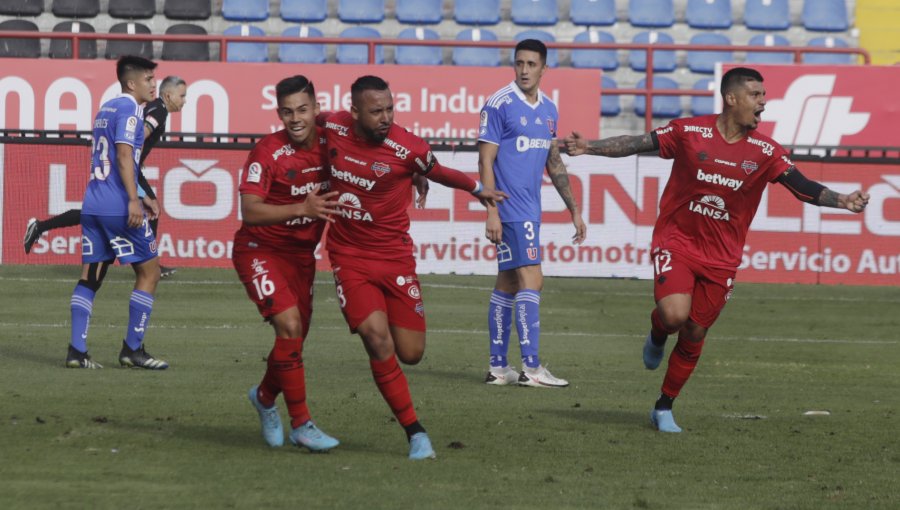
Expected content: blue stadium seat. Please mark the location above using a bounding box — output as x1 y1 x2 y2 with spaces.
634 76 682 118
803 0 849 32
107 22 153 59
629 31 676 72
224 24 268 62
339 0 384 23
511 0 558 26
454 0 500 25
601 76 621 117
50 20 97 59
514 30 558 67
223 0 269 22
281 0 327 22
108 0 155 19
52 0 99 18
744 0 789 31
745 33 793 64
396 27 442 65
804 36 855 64
629 0 675 28
164 0 211 20
453 28 500 66
570 0 616 26
397 0 442 24
337 26 383 64
690 78 715 116
279 26 325 63
0 0 42 16
571 30 618 71
686 0 732 29
162 23 210 61
686 33 733 74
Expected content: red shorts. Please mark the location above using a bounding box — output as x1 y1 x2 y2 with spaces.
651 248 735 329
233 246 316 337
329 252 426 333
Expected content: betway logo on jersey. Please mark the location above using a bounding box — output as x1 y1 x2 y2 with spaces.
326 122 349 137
765 74 870 146
291 180 330 196
337 192 373 222
697 169 744 191
383 137 410 160
746 136 774 156
684 125 713 138
688 194 730 221
331 166 375 191
515 136 552 152
272 144 295 160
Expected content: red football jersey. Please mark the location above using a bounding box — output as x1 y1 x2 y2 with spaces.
654 115 793 270
323 111 436 259
234 128 330 251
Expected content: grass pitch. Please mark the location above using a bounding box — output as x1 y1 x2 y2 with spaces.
0 265 897 509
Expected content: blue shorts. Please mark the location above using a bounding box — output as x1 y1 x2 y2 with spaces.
81 214 158 265
497 221 541 272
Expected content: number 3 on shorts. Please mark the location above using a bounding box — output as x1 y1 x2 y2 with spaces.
653 249 673 276
335 284 347 308
252 273 275 300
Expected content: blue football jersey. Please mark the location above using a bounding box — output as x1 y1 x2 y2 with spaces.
82 94 145 216
478 82 559 222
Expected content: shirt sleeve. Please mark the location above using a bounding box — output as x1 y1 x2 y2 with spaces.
143 105 166 134
477 102 505 146
239 147 271 197
653 119 681 160
410 135 437 175
115 111 140 147
767 142 796 183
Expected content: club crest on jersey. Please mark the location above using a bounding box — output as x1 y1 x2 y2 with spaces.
546 118 555 135
527 247 539 260
247 162 262 183
407 285 421 299
741 160 759 175
415 302 425 317
371 161 391 178
520 116 527 126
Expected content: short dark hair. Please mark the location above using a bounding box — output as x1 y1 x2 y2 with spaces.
116 56 157 86
720 67 764 98
514 39 548 65
351 75 389 106
275 75 316 104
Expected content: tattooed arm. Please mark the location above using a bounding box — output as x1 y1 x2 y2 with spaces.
547 142 587 244
564 131 659 158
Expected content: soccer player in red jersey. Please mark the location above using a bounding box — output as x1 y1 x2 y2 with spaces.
564 67 869 432
233 75 342 450
322 75 506 459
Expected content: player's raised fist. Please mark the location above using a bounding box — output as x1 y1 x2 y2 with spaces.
564 131 587 156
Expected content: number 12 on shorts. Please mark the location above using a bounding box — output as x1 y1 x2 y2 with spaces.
653 249 673 276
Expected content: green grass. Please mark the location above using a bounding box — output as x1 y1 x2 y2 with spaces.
1 265 898 509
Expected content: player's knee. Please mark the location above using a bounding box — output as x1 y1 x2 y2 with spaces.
396 347 424 365
657 307 689 331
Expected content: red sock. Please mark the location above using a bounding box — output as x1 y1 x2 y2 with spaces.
661 332 705 398
370 356 418 427
268 336 310 429
650 308 678 341
256 364 280 408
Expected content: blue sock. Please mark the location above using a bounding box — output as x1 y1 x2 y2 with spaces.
124 290 154 351
515 289 541 368
70 283 95 353
488 290 514 367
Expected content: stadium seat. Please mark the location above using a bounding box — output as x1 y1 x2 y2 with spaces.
686 33 733 74
600 76 621 117
802 0 849 32
281 0 327 22
571 30 618 70
0 0 43 16
629 31 676 72
686 0 732 29
397 0 443 24
514 30 558 68
690 78 716 116
0 19 40 58
629 0 675 28
454 0 500 25
279 26 325 63
452 28 500 67
634 76 682 118
164 0 211 20
223 0 269 22
337 26 383 64
804 36 856 64
52 0 99 18
511 0 558 26
49 21 97 59
744 0 789 31
745 33 793 64
224 24 268 62
162 23 210 61
396 27 442 65
108 0 155 19
338 0 385 23
570 0 616 26
106 22 153 59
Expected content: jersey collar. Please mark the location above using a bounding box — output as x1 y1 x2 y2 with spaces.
117 93 139 105
510 81 543 109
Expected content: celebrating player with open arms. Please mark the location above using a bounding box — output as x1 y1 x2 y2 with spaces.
322 75 506 459
234 76 342 451
565 67 869 432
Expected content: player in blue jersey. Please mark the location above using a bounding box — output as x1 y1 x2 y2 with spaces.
65 56 168 370
479 39 587 388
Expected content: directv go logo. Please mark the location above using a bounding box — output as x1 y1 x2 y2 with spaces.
764 74 870 146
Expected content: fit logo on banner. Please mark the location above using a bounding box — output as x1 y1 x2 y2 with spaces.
765 75 869 146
